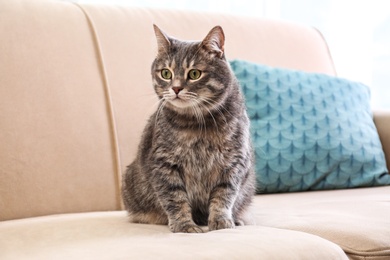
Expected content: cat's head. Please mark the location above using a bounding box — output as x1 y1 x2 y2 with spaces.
151 25 234 114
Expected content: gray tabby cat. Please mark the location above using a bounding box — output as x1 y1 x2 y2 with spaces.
122 25 255 233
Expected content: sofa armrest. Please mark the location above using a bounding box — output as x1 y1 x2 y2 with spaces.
373 111 390 171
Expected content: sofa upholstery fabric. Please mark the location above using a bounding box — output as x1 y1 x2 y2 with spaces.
254 186 390 260
0 212 347 260
2 187 389 259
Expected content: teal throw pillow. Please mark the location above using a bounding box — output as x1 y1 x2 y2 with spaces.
230 59 390 193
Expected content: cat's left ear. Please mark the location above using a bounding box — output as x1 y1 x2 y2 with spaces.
153 24 171 55
201 26 225 58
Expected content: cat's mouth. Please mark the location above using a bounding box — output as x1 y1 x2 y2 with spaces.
169 96 192 108
162 89 201 109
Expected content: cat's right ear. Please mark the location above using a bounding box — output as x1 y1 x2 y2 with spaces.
153 24 171 55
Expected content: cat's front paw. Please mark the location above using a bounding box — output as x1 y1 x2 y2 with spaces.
208 217 235 231
169 221 204 233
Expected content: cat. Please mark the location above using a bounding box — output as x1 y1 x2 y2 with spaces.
122 24 256 233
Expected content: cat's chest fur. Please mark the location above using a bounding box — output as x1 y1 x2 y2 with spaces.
157 126 230 203
171 130 226 178
176 132 226 213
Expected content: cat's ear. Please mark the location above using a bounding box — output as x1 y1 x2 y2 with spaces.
201 26 225 58
153 24 171 55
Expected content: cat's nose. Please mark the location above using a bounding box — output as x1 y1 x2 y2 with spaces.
172 87 184 95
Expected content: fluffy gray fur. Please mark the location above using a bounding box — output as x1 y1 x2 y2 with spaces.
122 25 255 233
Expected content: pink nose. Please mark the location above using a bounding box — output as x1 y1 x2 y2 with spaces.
172 87 184 95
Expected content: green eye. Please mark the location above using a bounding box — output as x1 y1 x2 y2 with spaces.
161 69 172 80
188 69 202 80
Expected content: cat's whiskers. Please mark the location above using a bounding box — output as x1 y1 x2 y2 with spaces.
192 98 219 133
162 90 175 101
184 92 198 97
198 97 228 126
149 96 166 113
189 98 207 135
202 96 233 118
178 91 197 101
180 91 221 133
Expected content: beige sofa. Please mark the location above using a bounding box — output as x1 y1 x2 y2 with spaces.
1 0 390 259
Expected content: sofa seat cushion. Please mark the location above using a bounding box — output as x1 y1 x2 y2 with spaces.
0 212 346 260
253 186 390 260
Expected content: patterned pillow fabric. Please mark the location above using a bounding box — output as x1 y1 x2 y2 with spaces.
230 59 390 193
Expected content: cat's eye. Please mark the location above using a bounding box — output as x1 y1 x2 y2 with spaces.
188 69 202 80
161 69 172 80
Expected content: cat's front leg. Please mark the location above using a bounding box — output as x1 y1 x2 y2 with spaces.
160 189 203 233
151 166 203 233
168 210 204 233
208 182 237 231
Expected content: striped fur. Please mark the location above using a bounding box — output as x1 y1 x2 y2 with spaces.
122 25 255 233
